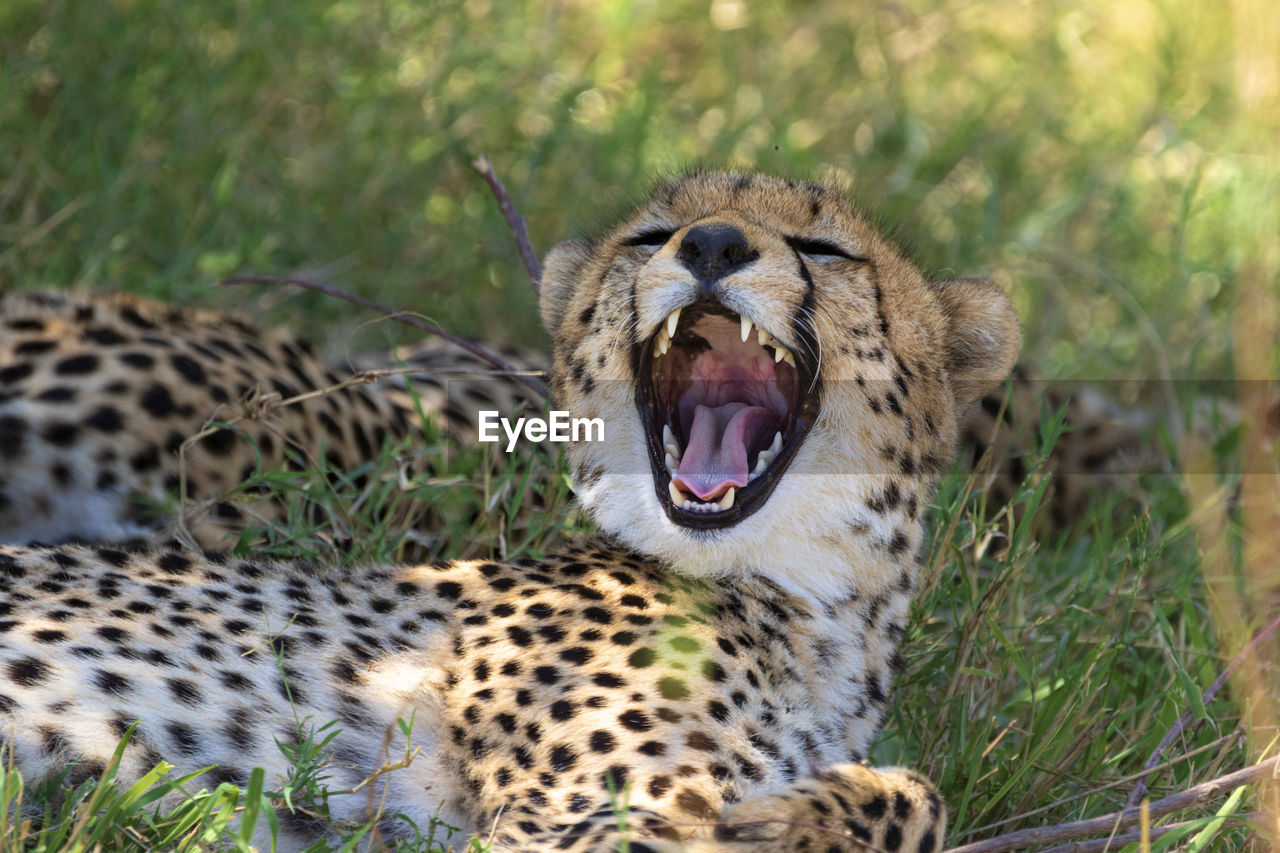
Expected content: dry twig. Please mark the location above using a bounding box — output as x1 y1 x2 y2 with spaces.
472 154 542 290
943 755 1279 853
219 275 547 399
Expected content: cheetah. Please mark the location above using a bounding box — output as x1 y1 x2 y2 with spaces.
0 172 1022 851
0 288 550 555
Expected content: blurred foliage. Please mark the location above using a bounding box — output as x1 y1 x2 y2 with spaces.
2 0 1276 382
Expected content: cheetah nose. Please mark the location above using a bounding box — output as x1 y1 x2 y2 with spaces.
676 224 759 293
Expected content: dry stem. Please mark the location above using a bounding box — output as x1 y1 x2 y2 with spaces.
944 755 1279 853
472 154 542 290
219 275 547 398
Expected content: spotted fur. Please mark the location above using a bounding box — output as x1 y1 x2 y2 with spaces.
0 172 1023 851
0 289 545 553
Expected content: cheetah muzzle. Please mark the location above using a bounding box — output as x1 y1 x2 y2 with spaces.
638 250 821 528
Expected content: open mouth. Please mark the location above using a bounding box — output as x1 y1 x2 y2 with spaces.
636 302 820 529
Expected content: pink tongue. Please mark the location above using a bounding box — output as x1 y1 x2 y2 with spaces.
674 403 779 500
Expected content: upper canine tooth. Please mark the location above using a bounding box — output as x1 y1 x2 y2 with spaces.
667 308 682 338
665 452 679 473
774 345 788 364
781 348 796 367
758 329 773 347
740 315 754 342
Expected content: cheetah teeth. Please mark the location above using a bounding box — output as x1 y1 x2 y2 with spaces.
669 482 736 512
653 308 683 357
740 315 754 342
748 430 784 481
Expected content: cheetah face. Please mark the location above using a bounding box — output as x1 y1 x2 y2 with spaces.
540 173 1019 595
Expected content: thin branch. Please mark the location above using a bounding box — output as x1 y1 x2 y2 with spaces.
1037 813 1265 853
1127 612 1280 806
219 275 547 399
472 154 542 291
943 755 1279 853
962 731 1243 839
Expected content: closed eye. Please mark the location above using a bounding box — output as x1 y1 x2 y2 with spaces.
624 228 677 248
785 236 867 263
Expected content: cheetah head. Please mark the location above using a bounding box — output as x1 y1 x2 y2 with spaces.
540 173 1019 599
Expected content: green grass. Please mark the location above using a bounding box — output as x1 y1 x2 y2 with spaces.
2 0 1278 849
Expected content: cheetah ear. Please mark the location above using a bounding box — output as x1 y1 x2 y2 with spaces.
539 240 594 339
931 278 1021 406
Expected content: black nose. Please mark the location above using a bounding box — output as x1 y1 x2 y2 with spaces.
676 224 758 287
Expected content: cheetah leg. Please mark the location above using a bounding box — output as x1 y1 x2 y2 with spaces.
493 765 942 852
490 804 683 853
690 764 945 853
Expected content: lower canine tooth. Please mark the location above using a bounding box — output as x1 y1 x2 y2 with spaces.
669 482 684 505
769 431 783 453
718 487 735 510
665 452 679 474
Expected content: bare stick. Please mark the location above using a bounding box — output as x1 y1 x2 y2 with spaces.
1036 813 1265 853
220 275 547 399
943 755 1279 853
472 154 542 291
1126 611 1280 806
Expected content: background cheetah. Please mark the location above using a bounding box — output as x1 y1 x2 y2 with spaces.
0 172 1021 851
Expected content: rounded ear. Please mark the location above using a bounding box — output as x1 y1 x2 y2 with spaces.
931 278 1021 406
539 240 594 338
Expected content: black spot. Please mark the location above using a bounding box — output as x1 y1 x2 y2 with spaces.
199 428 237 457
120 352 155 369
647 775 672 799
618 708 653 732
589 730 616 753
84 327 127 345
85 405 124 433
861 794 887 819
93 670 131 695
42 421 79 447
0 361 36 387
549 744 577 772
139 384 177 418
0 416 27 458
165 721 201 755
35 386 75 403
166 678 203 706
55 354 98 375
7 656 50 685
169 354 207 384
